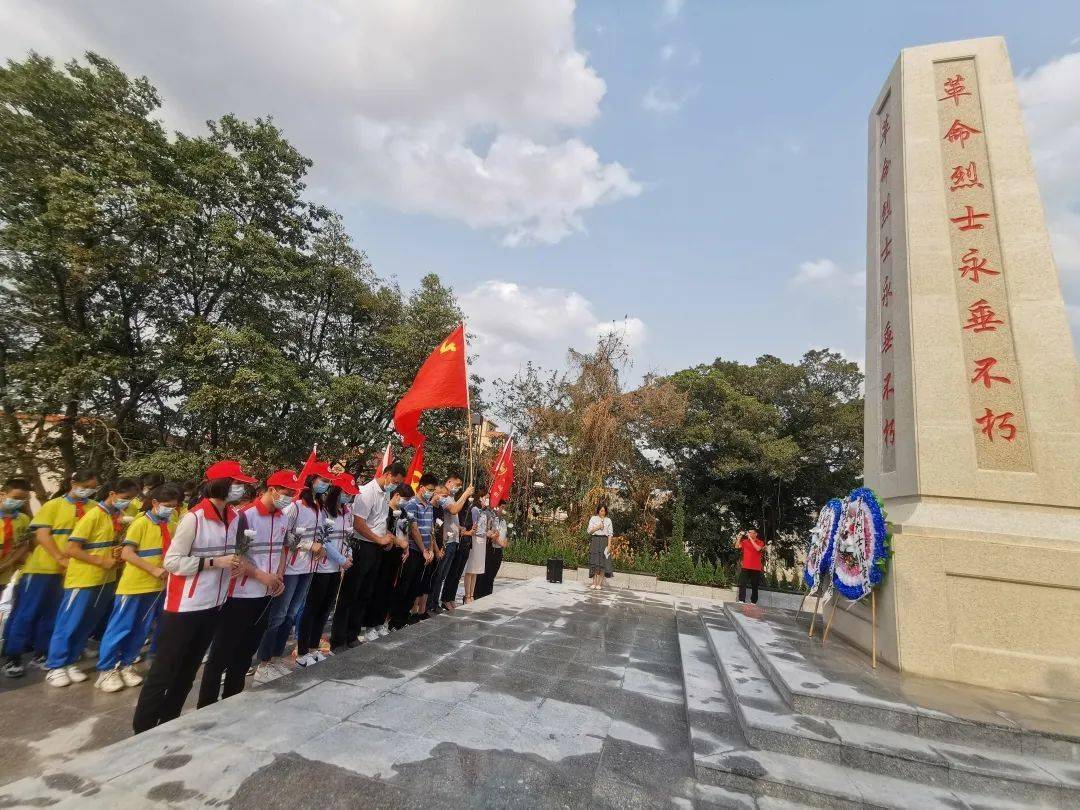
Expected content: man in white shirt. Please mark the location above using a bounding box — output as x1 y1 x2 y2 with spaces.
329 462 405 650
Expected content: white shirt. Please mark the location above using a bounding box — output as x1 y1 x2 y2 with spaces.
354 479 391 541
587 516 613 537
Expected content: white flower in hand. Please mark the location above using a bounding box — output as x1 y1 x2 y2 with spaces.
120 515 135 525
244 529 257 538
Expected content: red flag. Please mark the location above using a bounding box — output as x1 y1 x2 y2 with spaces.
296 447 318 488
488 436 514 509
393 324 469 448
406 442 425 490
374 441 393 479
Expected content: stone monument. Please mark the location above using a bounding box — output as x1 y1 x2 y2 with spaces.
835 36 1080 700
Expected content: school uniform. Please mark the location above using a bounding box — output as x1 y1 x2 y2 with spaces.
0 508 30 594
198 499 287 707
3 497 92 664
97 512 168 671
132 499 231 734
331 479 391 646
45 503 122 670
297 505 351 658
257 499 321 662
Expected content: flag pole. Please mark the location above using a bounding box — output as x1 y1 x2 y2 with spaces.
463 321 475 487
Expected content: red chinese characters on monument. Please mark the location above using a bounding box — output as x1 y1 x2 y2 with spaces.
949 161 983 191
880 194 892 227
976 409 1017 443
971 357 1010 389
939 74 972 106
943 119 981 149
880 276 893 308
882 419 896 447
881 321 894 354
950 205 989 231
957 248 999 283
880 158 890 182
882 372 895 400
963 299 1004 334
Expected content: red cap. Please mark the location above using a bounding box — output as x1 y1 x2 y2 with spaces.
205 460 257 484
308 461 336 481
266 470 300 491
334 472 360 496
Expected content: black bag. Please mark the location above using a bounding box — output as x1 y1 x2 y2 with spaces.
546 557 564 584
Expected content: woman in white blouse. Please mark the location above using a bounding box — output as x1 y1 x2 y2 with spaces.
586 504 614 591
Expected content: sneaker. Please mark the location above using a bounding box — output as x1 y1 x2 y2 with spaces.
246 663 257 676
271 659 294 677
295 653 316 668
65 665 88 683
95 669 125 693
377 624 390 638
2 658 24 679
363 628 381 643
28 655 48 671
45 668 72 688
253 663 282 684
119 665 144 687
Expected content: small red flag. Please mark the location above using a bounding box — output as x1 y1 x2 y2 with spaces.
375 441 393 479
394 324 469 448
489 436 514 509
406 442 425 490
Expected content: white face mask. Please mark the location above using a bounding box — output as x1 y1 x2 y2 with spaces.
71 486 95 500
113 498 133 512
227 483 246 503
273 494 292 511
154 505 175 520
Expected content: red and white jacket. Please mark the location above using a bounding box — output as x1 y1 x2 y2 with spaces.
282 499 324 576
163 499 233 613
228 499 289 599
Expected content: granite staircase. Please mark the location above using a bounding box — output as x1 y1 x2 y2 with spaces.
675 601 1080 809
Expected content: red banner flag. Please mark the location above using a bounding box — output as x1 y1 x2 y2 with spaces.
488 436 514 509
393 324 469 448
406 442 425 490
374 441 393 479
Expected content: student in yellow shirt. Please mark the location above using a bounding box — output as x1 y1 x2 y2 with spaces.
0 478 33 594
2 468 99 679
44 477 139 687
123 471 165 520
95 483 181 692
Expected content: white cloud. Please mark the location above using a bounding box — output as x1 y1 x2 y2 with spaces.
791 259 864 289
661 0 685 21
642 83 699 114
1017 49 1080 344
460 280 647 382
0 0 640 246
660 44 676 62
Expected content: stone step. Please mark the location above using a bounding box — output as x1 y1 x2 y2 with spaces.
724 603 1080 764
702 611 1080 807
674 608 1021 809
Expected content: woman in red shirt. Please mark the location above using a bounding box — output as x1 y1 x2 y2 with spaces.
734 529 766 604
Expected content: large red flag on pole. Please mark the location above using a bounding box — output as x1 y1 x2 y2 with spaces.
406 442 425 490
393 323 469 449
488 436 514 509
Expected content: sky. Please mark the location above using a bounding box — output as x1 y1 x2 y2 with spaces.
1 0 1078 388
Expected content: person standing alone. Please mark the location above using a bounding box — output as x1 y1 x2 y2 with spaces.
587 505 613 591
734 529 766 604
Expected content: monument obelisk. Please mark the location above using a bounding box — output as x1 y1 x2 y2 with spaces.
835 36 1080 699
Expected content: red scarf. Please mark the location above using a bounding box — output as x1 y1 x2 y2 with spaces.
1 515 11 557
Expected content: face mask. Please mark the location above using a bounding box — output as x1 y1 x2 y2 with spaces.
154 505 175 520
2 498 24 512
385 482 398 494
113 499 132 512
313 479 330 495
422 489 434 502
273 494 292 511
71 487 95 500
339 493 353 506
227 483 246 503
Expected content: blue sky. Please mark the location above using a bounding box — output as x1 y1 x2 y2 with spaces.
3 0 1078 385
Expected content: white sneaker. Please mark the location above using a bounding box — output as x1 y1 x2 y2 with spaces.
295 653 316 668
95 669 125 692
253 663 282 684
272 659 294 677
376 624 390 638
363 628 381 643
120 665 144 687
65 665 88 683
46 668 71 688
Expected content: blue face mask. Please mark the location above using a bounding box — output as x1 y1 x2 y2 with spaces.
313 479 331 495
422 489 434 502
2 498 24 512
385 483 398 494
339 493 353 506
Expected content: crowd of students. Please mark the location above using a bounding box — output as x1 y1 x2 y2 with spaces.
0 457 509 733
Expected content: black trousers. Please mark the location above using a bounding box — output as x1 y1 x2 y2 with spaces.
738 569 762 604
364 546 403 628
441 539 470 604
476 546 503 599
132 607 219 734
197 596 271 708
298 571 339 656
330 540 382 646
390 553 427 629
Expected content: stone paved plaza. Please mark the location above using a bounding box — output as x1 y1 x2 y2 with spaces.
0 578 1077 808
